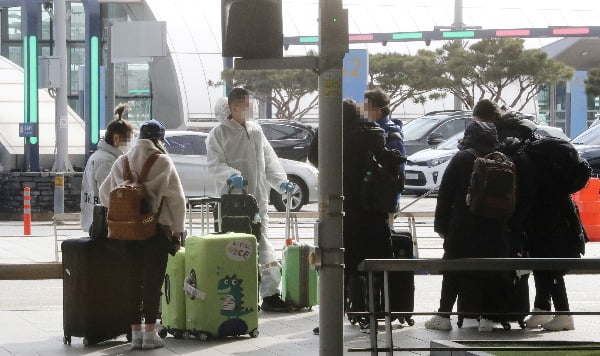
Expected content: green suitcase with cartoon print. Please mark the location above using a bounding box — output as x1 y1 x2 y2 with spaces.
184 233 258 340
159 248 186 339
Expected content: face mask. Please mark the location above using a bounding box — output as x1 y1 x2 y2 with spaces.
241 106 253 121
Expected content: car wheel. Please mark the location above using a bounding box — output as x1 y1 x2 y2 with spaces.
272 176 306 212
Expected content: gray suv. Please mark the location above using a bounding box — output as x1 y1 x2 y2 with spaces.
402 110 472 155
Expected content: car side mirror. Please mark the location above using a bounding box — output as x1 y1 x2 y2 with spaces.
427 132 445 146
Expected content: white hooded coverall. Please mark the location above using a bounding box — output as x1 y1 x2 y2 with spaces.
207 98 287 298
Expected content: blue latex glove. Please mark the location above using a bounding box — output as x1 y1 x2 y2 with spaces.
280 181 295 193
229 174 244 189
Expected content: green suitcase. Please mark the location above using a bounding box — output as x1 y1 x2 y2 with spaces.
281 242 319 309
159 248 186 339
184 233 258 340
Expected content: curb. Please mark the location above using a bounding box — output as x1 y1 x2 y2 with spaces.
0 263 62 280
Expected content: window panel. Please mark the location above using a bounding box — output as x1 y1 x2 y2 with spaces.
7 8 21 40
41 9 51 41
69 46 85 95
68 3 85 41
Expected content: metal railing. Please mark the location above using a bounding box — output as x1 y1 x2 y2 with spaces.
353 257 600 355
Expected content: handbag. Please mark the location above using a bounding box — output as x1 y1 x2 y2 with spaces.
89 205 108 239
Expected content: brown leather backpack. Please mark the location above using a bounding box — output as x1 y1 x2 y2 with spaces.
107 153 164 240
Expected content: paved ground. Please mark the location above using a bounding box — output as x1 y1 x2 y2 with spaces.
1 198 600 355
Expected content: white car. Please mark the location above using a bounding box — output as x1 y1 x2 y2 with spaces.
404 132 461 194
404 125 569 194
163 131 318 212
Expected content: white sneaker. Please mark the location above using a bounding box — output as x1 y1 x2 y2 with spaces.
130 328 142 350
424 315 452 330
525 308 553 328
478 318 498 332
142 326 165 350
543 315 575 331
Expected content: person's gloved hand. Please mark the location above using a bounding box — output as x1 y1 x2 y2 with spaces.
280 181 295 193
229 174 244 189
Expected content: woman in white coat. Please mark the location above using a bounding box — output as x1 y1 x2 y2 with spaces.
99 119 186 350
207 88 294 312
80 105 133 231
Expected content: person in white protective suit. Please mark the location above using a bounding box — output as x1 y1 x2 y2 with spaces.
207 87 295 312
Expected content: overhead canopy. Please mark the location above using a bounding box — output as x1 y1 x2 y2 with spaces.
542 37 600 71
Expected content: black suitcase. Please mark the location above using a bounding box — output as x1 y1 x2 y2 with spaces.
389 230 415 326
62 238 136 345
220 192 261 241
456 272 526 330
502 273 530 329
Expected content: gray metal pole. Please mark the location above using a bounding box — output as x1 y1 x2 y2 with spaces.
53 0 73 172
54 173 64 215
105 26 115 125
452 0 463 110
318 0 345 354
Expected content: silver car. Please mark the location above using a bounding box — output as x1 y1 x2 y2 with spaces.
163 131 318 212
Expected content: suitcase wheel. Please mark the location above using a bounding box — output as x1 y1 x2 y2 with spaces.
249 328 259 338
502 322 511 331
173 330 184 339
197 331 209 341
406 318 415 327
519 320 527 329
63 335 71 345
158 328 168 338
457 317 464 328
348 316 358 325
83 337 89 346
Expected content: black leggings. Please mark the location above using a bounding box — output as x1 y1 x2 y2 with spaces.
128 234 169 325
533 271 570 312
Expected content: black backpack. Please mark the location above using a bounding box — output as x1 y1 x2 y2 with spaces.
524 137 591 194
361 147 406 213
466 149 517 219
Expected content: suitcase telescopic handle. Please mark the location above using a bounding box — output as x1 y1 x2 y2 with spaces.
285 189 294 246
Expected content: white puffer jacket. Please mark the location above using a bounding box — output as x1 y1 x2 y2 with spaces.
99 139 186 234
80 140 122 231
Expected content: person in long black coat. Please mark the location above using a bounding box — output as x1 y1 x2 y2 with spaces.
308 100 397 331
472 100 584 331
519 155 586 331
308 99 391 272
425 120 510 332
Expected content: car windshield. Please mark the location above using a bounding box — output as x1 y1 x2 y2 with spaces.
164 135 207 155
436 131 463 150
571 124 600 145
403 116 444 141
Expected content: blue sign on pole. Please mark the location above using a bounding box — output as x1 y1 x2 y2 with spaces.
342 49 369 105
19 123 36 137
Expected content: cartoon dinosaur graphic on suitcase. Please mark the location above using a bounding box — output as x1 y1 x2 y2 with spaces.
218 274 253 319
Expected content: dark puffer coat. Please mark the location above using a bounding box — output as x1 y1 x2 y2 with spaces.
343 121 392 272
435 121 509 259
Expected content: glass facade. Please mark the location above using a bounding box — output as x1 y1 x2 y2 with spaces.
0 3 152 127
538 83 600 133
